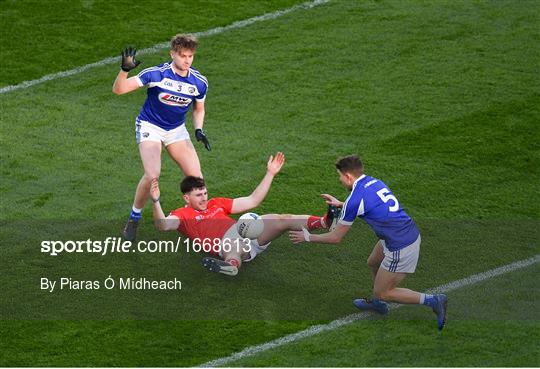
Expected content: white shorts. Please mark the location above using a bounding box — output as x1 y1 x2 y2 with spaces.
135 119 190 146
380 235 421 274
220 225 270 262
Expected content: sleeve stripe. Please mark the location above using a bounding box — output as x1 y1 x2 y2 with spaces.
137 65 165 76
339 199 348 221
190 68 208 82
341 192 362 223
192 73 208 87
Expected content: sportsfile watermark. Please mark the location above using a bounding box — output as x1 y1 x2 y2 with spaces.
40 276 182 292
2 219 538 320
40 237 252 256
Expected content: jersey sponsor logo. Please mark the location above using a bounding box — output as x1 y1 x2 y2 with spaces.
364 179 378 188
158 92 192 107
158 78 200 96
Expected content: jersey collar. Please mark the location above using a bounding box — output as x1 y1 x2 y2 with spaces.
351 174 367 191
170 62 191 78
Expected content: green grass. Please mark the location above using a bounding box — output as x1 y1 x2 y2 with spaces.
1 0 539 366
230 264 540 367
230 321 539 367
0 320 314 366
0 0 304 87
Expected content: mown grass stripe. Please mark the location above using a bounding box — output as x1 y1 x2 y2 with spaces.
0 0 329 95
199 254 540 367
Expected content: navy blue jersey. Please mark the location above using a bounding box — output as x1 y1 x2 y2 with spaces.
339 175 419 251
135 63 208 130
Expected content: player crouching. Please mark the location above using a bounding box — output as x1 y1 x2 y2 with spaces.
150 152 339 276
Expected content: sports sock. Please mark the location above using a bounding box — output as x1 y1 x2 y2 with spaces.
421 293 436 307
129 206 142 221
226 258 240 268
307 215 325 230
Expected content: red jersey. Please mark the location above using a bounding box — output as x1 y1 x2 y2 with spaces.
169 197 237 243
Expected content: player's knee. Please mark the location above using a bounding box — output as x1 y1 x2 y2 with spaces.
278 214 295 229
265 214 289 229
143 172 160 182
185 169 203 178
367 257 378 269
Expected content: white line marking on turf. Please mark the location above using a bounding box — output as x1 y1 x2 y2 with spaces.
0 0 329 95
199 254 540 367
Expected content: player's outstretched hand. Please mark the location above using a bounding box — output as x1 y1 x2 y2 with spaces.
121 47 142 72
195 129 211 151
267 152 285 176
150 178 160 202
289 228 310 244
321 193 344 207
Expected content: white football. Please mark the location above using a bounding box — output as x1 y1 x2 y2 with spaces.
237 213 264 239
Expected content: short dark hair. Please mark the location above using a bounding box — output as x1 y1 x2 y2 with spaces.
170 34 198 52
180 176 206 194
335 155 364 176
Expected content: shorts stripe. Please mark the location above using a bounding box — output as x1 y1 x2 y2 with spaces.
393 250 401 272
381 236 420 274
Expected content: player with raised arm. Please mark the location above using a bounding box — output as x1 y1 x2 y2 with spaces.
289 155 448 331
112 34 211 241
150 152 339 276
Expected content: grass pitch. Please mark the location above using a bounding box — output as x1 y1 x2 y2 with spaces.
1 0 539 366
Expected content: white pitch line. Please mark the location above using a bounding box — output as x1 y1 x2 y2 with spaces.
200 254 540 367
0 0 329 95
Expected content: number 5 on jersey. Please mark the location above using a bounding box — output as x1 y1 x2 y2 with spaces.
377 188 399 212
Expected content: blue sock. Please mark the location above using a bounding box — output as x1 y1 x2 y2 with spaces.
421 294 436 307
129 209 142 221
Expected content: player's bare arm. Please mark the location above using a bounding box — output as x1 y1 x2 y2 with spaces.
321 193 344 208
231 152 285 214
192 100 211 151
112 47 142 94
150 178 181 231
192 100 205 130
289 223 350 244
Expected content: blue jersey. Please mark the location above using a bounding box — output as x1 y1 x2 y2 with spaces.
338 175 419 251
135 63 208 130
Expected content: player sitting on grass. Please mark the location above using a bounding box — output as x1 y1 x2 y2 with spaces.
289 154 448 331
150 152 339 276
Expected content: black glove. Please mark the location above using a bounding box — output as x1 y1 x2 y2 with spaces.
195 129 211 151
121 47 142 72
